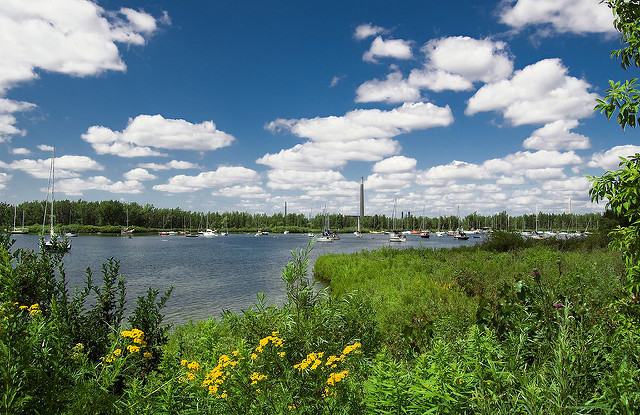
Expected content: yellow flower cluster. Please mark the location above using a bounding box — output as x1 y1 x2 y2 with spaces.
294 352 324 371
327 370 349 386
201 354 238 397
322 370 349 398
28 304 41 316
104 328 151 363
250 371 267 385
10 303 41 317
255 331 284 353
121 329 147 347
342 342 361 356
291 342 361 399
105 348 122 363
179 359 202 382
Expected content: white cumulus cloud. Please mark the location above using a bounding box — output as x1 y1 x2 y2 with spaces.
211 185 270 199
265 169 346 190
355 70 422 104
10 147 31 155
499 0 615 34
82 114 236 157
265 102 453 143
416 160 494 186
153 166 259 193
56 176 144 196
0 0 166 92
0 155 104 178
363 36 413 63
523 119 591 150
0 172 11 190
466 59 598 126
422 36 513 84
0 0 167 141
123 168 157 181
354 23 386 40
588 145 640 170
138 160 202 171
373 156 417 173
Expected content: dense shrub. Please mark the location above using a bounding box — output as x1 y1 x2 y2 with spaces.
482 230 531 252
0 232 172 413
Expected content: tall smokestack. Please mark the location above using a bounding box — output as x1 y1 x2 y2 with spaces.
359 177 364 217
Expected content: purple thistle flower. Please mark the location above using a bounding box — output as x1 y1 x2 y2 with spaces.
554 302 564 308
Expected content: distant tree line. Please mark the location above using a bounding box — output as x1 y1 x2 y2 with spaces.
0 200 609 233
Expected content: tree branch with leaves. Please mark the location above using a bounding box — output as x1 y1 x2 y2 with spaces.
590 0 640 311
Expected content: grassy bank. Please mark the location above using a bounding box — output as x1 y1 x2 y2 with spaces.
2 231 639 414
313 236 623 347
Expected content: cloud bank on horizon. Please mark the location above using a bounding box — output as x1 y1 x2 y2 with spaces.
0 0 635 217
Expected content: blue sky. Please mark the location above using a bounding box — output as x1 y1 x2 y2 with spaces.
0 0 638 218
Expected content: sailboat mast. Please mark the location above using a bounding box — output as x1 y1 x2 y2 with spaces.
358 177 364 233
50 148 55 237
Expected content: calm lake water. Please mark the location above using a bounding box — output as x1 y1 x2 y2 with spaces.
10 232 483 325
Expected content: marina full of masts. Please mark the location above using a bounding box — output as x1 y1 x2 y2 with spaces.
1 200 606 236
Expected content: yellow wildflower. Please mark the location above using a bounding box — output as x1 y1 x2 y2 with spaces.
19 305 28 310
342 342 361 356
327 370 349 386
180 359 188 366
232 350 240 357
186 371 196 380
250 371 267 385
113 348 122 356
28 304 41 317
187 361 201 372
144 352 153 359
251 353 258 360
279 351 286 357
127 345 140 353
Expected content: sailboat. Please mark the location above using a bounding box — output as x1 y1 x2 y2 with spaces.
389 199 406 242
121 208 134 236
220 217 229 236
43 148 70 251
11 206 28 234
186 216 198 237
202 214 217 237
354 177 363 237
420 206 429 238
316 205 335 242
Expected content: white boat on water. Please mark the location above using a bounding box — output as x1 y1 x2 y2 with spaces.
389 231 406 242
315 235 333 242
121 209 134 236
203 229 217 237
388 199 405 242
453 229 469 240
42 148 70 252
11 206 28 234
